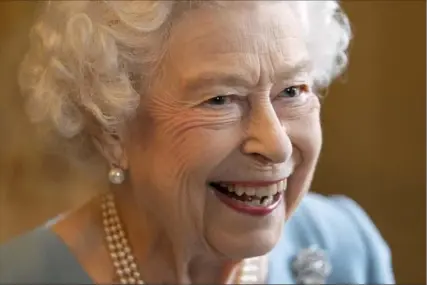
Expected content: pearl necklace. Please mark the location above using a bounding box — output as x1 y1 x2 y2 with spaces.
101 193 264 284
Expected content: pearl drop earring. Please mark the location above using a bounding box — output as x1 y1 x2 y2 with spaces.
108 167 125 184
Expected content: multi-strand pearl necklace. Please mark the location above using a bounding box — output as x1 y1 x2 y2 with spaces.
101 193 264 284
102 193 144 284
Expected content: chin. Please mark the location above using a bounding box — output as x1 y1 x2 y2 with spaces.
206 219 285 259
203 189 286 259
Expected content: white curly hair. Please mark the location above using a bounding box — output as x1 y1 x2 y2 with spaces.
19 0 351 155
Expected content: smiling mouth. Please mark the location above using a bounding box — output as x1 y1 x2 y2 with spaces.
209 180 286 214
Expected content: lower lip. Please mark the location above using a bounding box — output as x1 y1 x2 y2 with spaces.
212 188 283 216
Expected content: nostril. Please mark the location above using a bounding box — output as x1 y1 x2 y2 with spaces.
250 153 273 165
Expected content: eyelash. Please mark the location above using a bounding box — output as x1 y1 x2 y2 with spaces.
205 96 233 106
203 85 308 108
277 85 307 99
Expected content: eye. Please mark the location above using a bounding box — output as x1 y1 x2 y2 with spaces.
205 95 233 106
279 85 306 98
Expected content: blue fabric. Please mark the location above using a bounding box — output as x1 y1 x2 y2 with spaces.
0 193 395 284
0 226 91 283
267 193 395 284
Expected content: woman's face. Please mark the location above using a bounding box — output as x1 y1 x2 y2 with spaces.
124 2 322 258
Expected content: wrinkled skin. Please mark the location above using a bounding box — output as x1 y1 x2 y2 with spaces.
56 1 322 284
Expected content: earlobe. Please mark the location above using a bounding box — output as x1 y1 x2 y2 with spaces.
91 132 129 171
118 148 129 170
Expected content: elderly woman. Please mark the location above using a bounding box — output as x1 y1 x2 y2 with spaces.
0 1 394 284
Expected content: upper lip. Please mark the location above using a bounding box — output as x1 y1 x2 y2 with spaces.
213 178 286 187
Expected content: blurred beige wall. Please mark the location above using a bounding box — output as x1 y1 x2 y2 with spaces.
0 1 99 242
0 1 425 283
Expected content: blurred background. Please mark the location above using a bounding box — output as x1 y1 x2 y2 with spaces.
0 1 425 283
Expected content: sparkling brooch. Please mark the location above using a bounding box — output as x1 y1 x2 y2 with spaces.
291 245 332 285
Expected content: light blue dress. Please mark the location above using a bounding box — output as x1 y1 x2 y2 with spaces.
0 193 395 284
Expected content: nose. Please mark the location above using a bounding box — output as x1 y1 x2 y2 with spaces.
241 103 292 164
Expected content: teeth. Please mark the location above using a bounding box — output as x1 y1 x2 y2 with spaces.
217 179 286 206
230 182 283 197
243 196 274 207
278 180 284 192
261 196 273 206
235 188 244 196
247 199 260 207
255 184 278 198
245 187 256 196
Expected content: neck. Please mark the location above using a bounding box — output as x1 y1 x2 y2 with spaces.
112 188 243 284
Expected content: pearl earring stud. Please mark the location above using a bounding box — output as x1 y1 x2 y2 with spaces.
108 167 125 184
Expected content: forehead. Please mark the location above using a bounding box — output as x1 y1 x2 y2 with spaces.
164 1 309 87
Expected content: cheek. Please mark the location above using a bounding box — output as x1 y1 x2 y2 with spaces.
278 95 322 160
281 99 321 216
164 124 241 180
135 107 243 186
288 114 322 161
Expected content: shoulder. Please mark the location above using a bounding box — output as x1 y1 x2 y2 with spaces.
290 193 390 250
0 222 91 283
268 193 395 284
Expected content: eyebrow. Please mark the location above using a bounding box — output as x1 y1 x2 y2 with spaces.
275 59 313 80
182 59 312 92
182 72 254 93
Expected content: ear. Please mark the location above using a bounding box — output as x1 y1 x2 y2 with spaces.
92 131 129 170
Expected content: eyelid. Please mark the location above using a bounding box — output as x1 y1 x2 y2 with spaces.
283 83 310 93
281 72 312 87
200 92 246 105
273 84 308 102
295 84 309 92
199 85 248 98
200 94 241 110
